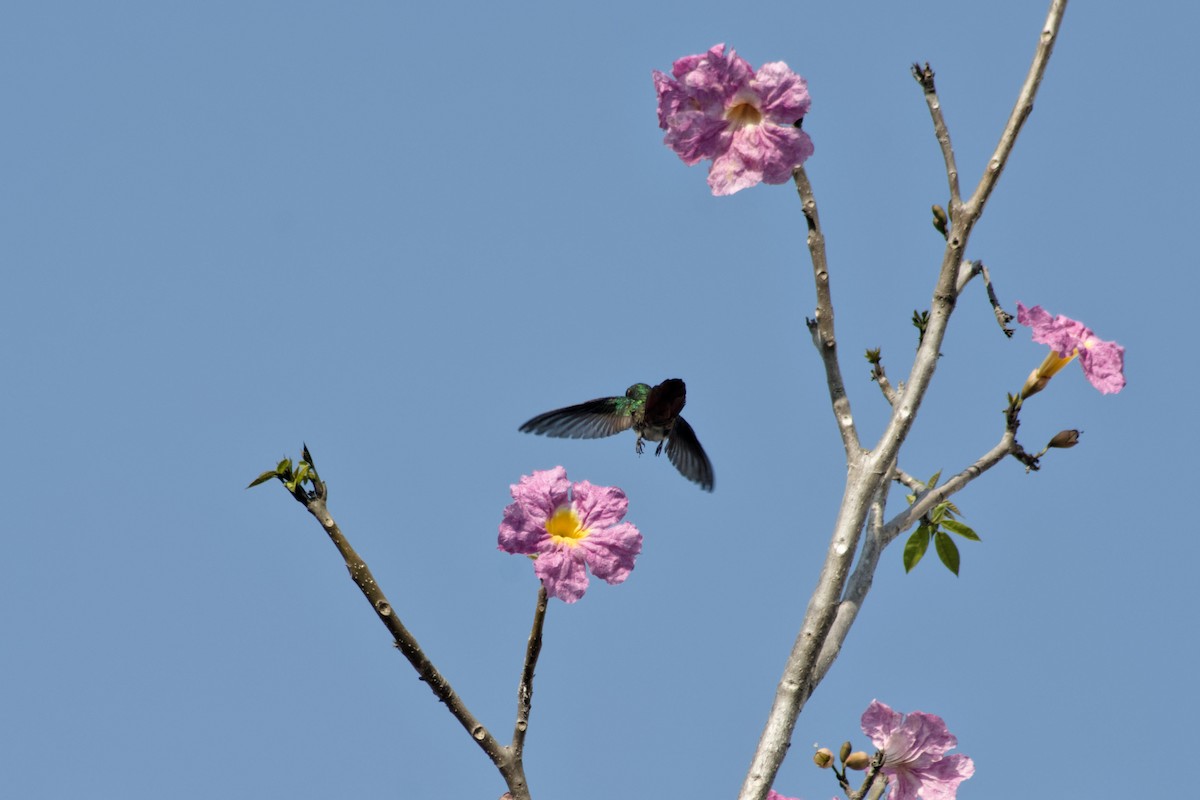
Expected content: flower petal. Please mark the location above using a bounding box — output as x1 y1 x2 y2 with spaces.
498 467 570 554
663 111 729 164
1017 302 1125 394
1017 302 1088 357
1079 339 1126 394
679 44 754 107
752 61 811 123
571 480 629 529
911 754 975 800
735 124 814 184
579 521 642 584
533 547 590 603
654 70 689 130
861 699 903 748
899 711 958 761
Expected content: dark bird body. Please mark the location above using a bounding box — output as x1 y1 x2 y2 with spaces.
519 378 714 491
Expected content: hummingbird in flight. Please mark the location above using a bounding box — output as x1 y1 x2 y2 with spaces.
519 378 714 491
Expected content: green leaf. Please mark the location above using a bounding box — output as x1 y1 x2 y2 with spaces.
934 531 960 575
276 458 293 475
246 470 278 489
904 526 931 573
943 501 961 517
940 518 980 541
929 504 946 525
927 471 942 489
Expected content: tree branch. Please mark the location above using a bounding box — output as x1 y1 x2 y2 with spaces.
880 429 1016 546
911 62 962 208
796 165 860 458
512 586 548 760
739 5 1069 798
963 0 1068 218
811 460 894 685
955 260 1015 338
255 451 534 800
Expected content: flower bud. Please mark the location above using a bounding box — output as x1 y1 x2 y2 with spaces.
844 751 871 771
931 205 948 238
1046 429 1081 449
1020 367 1049 399
813 748 834 768
839 741 853 763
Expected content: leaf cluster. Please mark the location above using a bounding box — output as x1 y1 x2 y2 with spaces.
247 444 325 504
902 471 981 575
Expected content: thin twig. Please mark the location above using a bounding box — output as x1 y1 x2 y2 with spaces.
867 350 899 406
306 497 501 754
911 62 961 208
795 165 860 458
963 0 1068 218
512 586 548 759
880 431 1016 544
296 481 531 799
956 260 1014 337
891 468 923 493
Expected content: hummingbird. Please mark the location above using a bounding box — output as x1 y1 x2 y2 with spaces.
519 378 714 491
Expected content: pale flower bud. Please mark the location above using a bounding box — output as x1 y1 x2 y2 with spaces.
844 751 871 771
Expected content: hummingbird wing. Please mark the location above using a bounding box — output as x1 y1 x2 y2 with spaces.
665 416 714 492
519 397 635 439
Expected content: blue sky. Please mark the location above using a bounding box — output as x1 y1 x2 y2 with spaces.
2 2 1193 798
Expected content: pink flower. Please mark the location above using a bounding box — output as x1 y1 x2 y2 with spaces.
654 44 814 196
766 792 800 800
861 700 974 800
1017 302 1125 396
498 467 642 603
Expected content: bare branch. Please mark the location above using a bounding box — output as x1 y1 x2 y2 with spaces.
253 457 535 800
811 461 894 685
512 587 548 759
866 349 899 406
301 497 519 770
964 0 1068 217
795 165 860 457
956 260 1014 337
911 62 962 208
892 468 924 493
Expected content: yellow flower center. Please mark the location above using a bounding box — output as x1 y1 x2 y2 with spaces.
545 506 589 547
725 92 763 127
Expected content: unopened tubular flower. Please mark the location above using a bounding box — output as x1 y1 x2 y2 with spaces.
1017 302 1125 397
1046 429 1081 449
654 44 814 196
861 700 975 800
498 467 642 603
